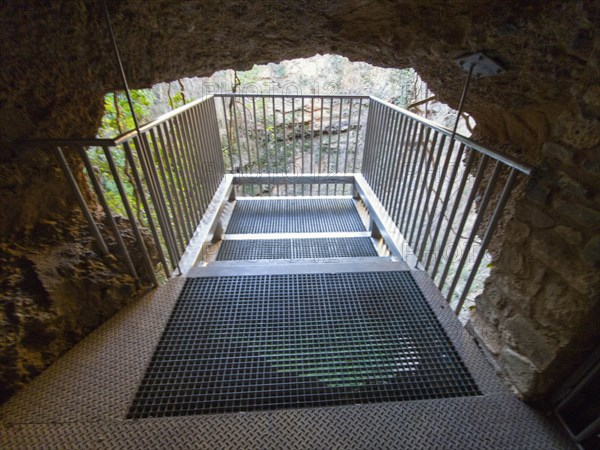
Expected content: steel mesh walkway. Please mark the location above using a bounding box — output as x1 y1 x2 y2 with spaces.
128 272 480 418
226 198 366 233
216 237 378 261
0 271 573 448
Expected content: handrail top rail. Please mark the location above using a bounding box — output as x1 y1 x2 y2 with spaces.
369 96 533 175
19 138 116 148
215 93 370 100
113 94 216 144
19 94 216 149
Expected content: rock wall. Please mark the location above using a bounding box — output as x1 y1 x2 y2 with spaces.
1 0 598 402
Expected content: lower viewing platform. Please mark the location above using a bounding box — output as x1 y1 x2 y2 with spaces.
1 192 573 448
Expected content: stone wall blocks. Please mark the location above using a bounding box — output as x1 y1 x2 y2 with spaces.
500 314 557 371
524 170 554 206
581 235 600 266
542 141 575 166
469 309 503 355
530 279 588 333
496 244 525 274
515 201 556 229
493 267 545 309
506 219 531 243
557 172 590 199
555 109 600 149
530 229 597 295
552 196 600 230
498 347 540 396
553 225 583 247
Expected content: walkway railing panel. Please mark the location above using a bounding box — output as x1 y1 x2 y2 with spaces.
28 93 532 318
362 97 531 314
214 94 369 196
32 95 225 286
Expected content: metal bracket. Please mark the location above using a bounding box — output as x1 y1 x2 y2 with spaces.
455 53 504 78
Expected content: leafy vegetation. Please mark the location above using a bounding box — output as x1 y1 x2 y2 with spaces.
90 90 154 220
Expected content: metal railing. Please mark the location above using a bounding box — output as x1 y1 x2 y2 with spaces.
213 94 369 196
362 97 532 314
30 95 225 286
27 93 531 317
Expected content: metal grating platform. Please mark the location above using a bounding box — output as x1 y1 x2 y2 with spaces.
128 271 480 418
1 272 574 448
226 198 366 234
216 237 378 261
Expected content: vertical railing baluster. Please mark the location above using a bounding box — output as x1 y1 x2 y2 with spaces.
352 98 364 173
220 96 234 173
149 128 185 256
195 104 218 209
169 116 196 219
327 98 334 195
291 97 297 195
438 154 489 289
137 134 180 272
395 121 422 231
251 97 261 195
454 168 518 313
301 97 306 195
343 99 353 194
370 102 386 197
378 110 399 207
206 99 227 189
172 114 201 220
383 114 405 215
361 100 377 183
282 98 288 195
181 109 208 212
158 123 193 241
403 126 431 241
189 103 211 210
310 97 315 195
414 133 446 260
231 97 243 178
376 102 393 196
364 101 382 187
388 115 411 223
425 142 465 271
408 129 438 246
272 96 279 196
78 146 138 278
53 146 109 255
335 98 343 194
446 161 501 303
165 120 197 237
241 96 254 195
318 97 325 194
108 143 162 283
261 97 271 195
431 147 475 278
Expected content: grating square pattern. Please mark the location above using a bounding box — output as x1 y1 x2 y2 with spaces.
226 198 366 233
128 271 481 418
216 237 378 261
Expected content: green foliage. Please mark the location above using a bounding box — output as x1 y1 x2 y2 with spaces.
92 89 155 219
169 91 185 110
98 89 154 137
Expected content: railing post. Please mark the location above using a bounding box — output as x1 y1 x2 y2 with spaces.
103 144 159 286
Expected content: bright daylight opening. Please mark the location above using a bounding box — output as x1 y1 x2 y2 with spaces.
94 54 489 319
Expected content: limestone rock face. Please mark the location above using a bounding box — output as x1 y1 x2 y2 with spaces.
0 212 161 401
1 0 599 402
